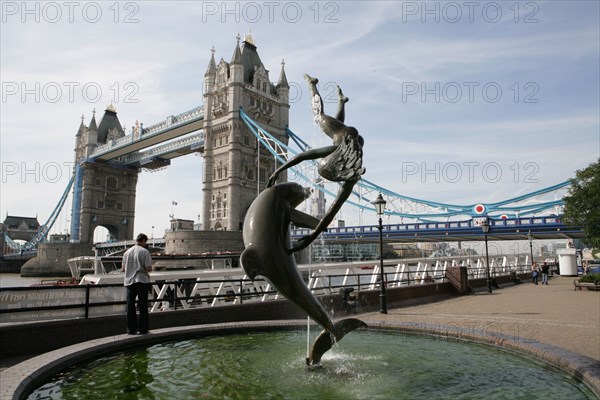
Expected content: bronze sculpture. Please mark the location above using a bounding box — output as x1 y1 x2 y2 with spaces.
242 75 367 365
240 183 366 365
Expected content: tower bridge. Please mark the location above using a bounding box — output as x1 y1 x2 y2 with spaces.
65 33 290 246
2 34 585 272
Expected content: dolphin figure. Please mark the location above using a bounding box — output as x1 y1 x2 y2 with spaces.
240 182 367 365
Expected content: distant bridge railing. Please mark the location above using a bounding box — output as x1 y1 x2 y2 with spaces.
292 216 580 241
120 132 204 166
89 106 204 159
0 257 534 323
142 106 204 136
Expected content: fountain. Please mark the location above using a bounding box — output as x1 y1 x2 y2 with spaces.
27 329 595 399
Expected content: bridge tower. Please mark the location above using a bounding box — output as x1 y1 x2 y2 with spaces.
70 106 139 243
202 34 290 231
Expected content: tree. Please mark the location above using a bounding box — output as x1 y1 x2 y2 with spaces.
562 158 600 248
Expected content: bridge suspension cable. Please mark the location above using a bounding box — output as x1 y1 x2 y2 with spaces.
5 175 75 253
240 108 568 221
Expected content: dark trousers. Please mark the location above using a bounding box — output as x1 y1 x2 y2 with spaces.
126 282 149 334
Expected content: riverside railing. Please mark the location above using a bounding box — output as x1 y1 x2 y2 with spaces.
0 261 534 324
0 278 275 324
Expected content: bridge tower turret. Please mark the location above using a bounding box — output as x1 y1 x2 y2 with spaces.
204 47 216 110
276 60 290 107
70 105 139 243
201 33 290 231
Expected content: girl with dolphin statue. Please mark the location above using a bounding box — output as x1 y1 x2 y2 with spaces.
241 74 367 365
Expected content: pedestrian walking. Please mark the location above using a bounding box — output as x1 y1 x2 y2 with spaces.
122 233 153 334
540 262 549 285
531 262 539 285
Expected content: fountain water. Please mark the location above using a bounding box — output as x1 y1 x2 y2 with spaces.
28 330 595 399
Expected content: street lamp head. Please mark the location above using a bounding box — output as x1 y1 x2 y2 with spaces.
372 193 387 216
480 217 490 234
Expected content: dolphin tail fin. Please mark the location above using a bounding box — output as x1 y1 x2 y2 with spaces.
308 318 367 366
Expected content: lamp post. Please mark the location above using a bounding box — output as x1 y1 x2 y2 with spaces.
481 217 492 293
372 193 387 314
528 231 534 270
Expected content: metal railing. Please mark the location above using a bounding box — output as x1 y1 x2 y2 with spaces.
0 278 275 324
119 132 204 166
90 106 204 158
0 260 533 324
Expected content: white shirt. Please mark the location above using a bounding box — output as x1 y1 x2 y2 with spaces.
122 244 152 286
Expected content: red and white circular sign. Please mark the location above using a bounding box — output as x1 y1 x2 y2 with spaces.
473 204 486 214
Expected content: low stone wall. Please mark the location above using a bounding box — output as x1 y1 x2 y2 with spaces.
469 272 531 291
0 274 530 358
0 282 455 358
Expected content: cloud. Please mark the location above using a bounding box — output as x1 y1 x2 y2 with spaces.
1 1 598 236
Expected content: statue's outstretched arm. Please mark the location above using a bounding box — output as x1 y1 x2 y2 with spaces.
290 179 357 252
289 209 320 230
267 146 337 187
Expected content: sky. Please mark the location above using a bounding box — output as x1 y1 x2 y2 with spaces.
1 0 599 243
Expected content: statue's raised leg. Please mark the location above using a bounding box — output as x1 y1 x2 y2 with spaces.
304 74 346 138
335 85 349 123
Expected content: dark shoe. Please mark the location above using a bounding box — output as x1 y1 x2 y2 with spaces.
139 331 150 335
127 331 136 335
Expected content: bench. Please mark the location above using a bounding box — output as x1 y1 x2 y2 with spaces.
573 279 600 291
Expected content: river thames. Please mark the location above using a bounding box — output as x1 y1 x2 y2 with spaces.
0 273 65 288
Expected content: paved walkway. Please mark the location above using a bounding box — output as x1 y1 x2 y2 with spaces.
361 275 600 361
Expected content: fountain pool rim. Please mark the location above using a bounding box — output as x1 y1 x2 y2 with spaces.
4 319 599 399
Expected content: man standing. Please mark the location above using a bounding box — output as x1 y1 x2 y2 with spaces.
540 262 550 285
122 233 152 334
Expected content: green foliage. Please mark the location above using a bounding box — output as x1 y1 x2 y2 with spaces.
563 158 600 248
579 273 600 283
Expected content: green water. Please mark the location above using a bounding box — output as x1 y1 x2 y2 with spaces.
28 331 595 400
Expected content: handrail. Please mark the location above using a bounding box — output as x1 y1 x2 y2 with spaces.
0 264 533 323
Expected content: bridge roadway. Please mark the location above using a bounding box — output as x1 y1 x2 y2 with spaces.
94 217 582 248
89 106 204 163
294 215 585 242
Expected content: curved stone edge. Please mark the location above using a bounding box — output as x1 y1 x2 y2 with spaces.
1 320 306 400
3 319 599 399
363 320 600 398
